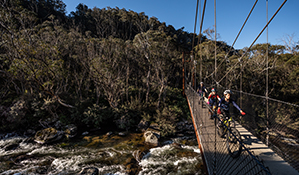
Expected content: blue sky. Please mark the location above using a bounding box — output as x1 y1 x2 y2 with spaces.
62 0 298 50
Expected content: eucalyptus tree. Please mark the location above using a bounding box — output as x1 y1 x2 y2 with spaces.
70 3 95 35
133 31 152 104
89 37 128 108
133 30 181 108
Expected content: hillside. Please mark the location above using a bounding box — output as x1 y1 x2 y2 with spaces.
0 0 298 134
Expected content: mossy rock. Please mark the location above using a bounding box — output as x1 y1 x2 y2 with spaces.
34 127 64 144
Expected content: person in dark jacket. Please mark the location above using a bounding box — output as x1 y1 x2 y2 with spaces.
197 82 208 98
217 90 245 125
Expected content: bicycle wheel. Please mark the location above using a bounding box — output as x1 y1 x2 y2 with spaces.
226 127 242 158
215 115 225 138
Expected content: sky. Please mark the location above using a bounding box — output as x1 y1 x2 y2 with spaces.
62 0 298 50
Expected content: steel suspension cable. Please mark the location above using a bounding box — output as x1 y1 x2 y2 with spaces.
190 0 201 90
198 0 207 83
205 0 259 81
192 0 200 51
213 0 217 172
217 0 287 85
266 0 269 146
198 0 207 46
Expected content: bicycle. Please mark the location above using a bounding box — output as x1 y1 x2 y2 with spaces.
209 104 217 119
215 114 242 158
198 91 206 108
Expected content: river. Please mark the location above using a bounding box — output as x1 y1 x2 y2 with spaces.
0 132 204 175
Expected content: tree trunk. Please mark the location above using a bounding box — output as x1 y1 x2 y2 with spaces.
146 64 151 103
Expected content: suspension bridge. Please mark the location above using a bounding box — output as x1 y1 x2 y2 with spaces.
185 0 299 174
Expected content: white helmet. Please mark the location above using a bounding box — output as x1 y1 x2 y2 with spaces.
224 90 232 95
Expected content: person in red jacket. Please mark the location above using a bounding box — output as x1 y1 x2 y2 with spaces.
207 88 221 119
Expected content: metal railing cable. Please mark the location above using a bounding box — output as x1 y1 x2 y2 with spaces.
214 83 299 108
185 83 272 175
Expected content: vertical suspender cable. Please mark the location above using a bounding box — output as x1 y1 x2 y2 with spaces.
240 62 242 108
205 0 259 84
214 0 217 82
193 0 200 90
214 0 217 174
199 0 207 84
266 0 269 146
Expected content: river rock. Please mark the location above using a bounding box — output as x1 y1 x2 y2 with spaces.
34 127 64 144
78 167 99 175
144 129 160 146
24 129 36 136
118 132 126 136
171 142 182 149
176 120 194 133
82 131 89 136
106 131 113 136
64 124 77 138
132 149 148 163
124 157 140 175
32 166 49 174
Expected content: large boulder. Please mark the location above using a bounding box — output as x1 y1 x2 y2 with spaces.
144 128 160 146
34 127 64 144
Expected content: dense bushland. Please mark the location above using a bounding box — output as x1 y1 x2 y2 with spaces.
0 0 298 136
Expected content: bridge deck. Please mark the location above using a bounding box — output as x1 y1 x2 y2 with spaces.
188 94 299 175
236 123 299 175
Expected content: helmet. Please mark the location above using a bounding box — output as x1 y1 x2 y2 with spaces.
224 90 232 95
211 88 216 92
200 82 204 84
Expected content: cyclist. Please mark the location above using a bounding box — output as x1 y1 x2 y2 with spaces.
207 88 221 119
197 82 208 98
217 90 245 126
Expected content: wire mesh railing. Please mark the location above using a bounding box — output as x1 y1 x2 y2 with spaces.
229 88 299 173
185 84 272 175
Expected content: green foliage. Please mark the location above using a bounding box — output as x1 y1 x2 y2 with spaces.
82 104 111 128
114 112 136 131
141 113 152 122
155 107 179 137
